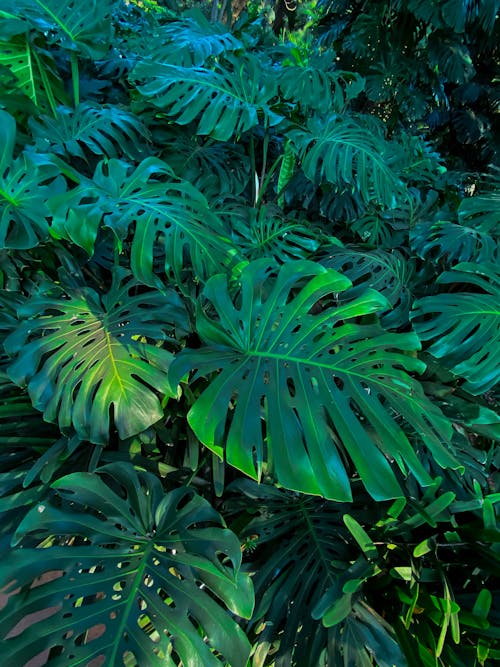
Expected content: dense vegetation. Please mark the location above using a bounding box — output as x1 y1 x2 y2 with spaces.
0 1 498 665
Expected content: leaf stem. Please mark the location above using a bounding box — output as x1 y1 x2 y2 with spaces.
70 51 80 107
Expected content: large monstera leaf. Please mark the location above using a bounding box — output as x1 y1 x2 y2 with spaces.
29 103 151 161
289 116 404 209
0 111 65 249
226 480 405 667
169 260 457 502
0 463 253 667
131 54 281 141
49 158 237 285
4 271 188 443
412 262 500 394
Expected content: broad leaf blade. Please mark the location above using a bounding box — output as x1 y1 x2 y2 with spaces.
5 272 187 443
0 111 64 249
50 158 238 285
169 260 457 501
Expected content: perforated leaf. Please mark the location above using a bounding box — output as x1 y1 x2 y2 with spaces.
227 480 405 667
49 158 237 284
411 220 498 264
5 272 187 443
320 247 414 328
132 55 281 141
278 65 364 114
169 260 457 501
289 116 404 208
144 11 242 67
0 463 253 667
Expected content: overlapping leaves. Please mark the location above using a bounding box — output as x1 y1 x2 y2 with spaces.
49 157 237 284
289 116 404 209
29 103 151 161
131 54 281 141
2 0 113 58
0 463 253 667
169 259 457 501
227 480 404 667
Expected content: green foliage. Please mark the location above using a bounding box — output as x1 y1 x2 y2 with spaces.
0 1 498 666
0 463 253 666
5 269 187 442
169 259 457 501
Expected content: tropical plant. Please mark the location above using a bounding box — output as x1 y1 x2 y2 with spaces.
0 1 498 666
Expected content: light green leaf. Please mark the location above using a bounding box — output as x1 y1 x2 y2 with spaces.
5 271 187 443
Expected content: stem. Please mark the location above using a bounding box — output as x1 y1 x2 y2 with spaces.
256 154 283 208
70 51 80 107
260 130 269 194
249 132 257 206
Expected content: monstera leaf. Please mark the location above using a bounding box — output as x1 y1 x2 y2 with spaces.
29 103 151 161
4 271 188 443
5 0 113 58
0 32 65 112
144 11 242 67
169 260 457 501
278 64 364 114
0 110 65 249
49 158 237 284
161 132 250 196
411 220 498 264
289 116 404 208
230 205 322 263
412 263 500 394
320 247 414 328
0 463 253 667
131 54 281 141
226 479 405 667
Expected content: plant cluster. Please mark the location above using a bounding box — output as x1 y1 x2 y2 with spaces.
0 1 498 666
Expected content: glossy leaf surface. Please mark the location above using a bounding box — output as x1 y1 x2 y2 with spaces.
5 272 187 443
170 260 456 501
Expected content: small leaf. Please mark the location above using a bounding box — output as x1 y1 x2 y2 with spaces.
343 513 378 560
